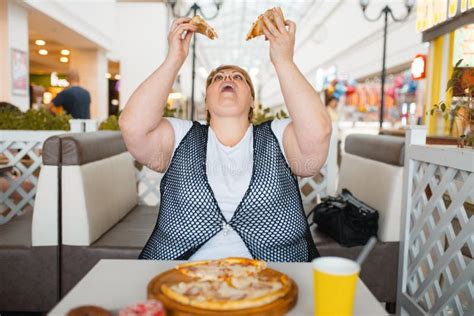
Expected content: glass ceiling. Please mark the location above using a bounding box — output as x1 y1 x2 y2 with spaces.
173 0 316 74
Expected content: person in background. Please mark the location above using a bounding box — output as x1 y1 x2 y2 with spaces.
51 70 91 119
325 95 339 122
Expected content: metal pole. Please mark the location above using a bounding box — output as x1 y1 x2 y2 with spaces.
380 7 389 129
190 5 198 121
191 34 197 121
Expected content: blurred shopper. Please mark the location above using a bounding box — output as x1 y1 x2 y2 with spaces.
325 95 339 122
51 70 91 119
120 10 332 262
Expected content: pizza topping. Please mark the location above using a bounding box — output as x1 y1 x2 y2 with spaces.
162 257 291 311
176 257 267 280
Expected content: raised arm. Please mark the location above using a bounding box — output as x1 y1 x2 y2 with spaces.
119 18 197 172
263 9 332 177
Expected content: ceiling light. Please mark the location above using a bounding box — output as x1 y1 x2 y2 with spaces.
39 49 48 55
60 49 70 56
105 73 112 79
114 74 121 80
60 56 69 63
35 40 46 46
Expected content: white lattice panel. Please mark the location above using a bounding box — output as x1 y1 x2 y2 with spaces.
0 131 66 224
398 127 474 316
136 166 163 206
299 167 328 206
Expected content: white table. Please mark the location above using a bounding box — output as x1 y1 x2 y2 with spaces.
49 259 387 315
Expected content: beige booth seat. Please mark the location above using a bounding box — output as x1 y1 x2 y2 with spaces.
52 132 157 295
339 133 405 242
31 132 158 299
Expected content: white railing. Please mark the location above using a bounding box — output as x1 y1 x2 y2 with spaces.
69 119 98 132
1 120 100 224
398 126 474 315
136 166 164 206
0 130 67 224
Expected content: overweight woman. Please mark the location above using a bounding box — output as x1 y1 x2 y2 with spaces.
119 10 332 262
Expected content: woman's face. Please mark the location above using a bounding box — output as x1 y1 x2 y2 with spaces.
206 68 253 121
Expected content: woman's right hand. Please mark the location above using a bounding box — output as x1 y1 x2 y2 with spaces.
166 17 197 65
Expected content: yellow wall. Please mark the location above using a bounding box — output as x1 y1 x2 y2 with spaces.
424 31 455 135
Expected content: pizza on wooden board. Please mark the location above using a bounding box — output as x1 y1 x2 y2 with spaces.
160 257 292 311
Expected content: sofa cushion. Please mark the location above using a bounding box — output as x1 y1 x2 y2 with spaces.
42 135 62 166
32 165 59 246
61 132 127 165
0 246 58 312
93 205 158 248
0 210 58 312
0 210 32 247
345 134 405 166
338 152 403 242
42 131 127 166
61 205 157 295
62 152 138 246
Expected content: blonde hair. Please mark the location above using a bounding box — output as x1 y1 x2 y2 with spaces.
205 65 255 124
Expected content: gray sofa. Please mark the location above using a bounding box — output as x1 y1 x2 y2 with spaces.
0 210 58 312
0 131 405 313
40 132 156 296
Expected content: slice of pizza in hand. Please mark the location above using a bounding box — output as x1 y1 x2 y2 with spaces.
190 15 218 40
246 7 285 41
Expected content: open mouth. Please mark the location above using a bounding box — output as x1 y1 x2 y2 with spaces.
221 83 235 93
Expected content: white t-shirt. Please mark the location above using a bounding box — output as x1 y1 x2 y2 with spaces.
164 118 291 260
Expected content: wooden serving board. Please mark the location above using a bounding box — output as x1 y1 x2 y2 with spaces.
147 267 298 316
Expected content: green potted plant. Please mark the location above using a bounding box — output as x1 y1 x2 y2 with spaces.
98 102 181 131
0 106 71 130
99 112 120 131
429 59 474 148
252 102 289 125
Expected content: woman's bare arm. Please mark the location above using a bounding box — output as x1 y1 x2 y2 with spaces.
263 9 332 177
119 18 197 172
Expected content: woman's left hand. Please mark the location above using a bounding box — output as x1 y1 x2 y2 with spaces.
262 8 296 67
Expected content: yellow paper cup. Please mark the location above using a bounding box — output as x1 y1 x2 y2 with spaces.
312 257 360 316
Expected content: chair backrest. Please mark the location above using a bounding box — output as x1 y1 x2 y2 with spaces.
337 133 405 242
32 131 138 246
32 134 64 246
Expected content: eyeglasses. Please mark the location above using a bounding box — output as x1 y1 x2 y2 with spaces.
210 72 245 84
